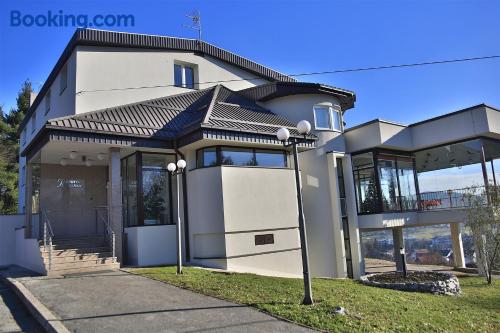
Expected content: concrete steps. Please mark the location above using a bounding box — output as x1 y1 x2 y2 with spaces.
40 235 119 276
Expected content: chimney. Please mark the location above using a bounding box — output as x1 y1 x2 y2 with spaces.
30 92 38 106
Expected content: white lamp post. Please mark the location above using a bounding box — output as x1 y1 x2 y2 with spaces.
276 120 314 305
167 159 187 274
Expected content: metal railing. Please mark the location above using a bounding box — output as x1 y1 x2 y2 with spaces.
418 186 486 211
96 206 116 262
40 209 54 270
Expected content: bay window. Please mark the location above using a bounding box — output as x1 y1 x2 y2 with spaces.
313 105 341 131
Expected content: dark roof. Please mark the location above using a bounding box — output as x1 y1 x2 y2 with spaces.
20 28 296 132
239 82 356 110
45 85 313 144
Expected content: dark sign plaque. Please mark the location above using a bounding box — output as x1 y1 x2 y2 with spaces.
255 234 274 246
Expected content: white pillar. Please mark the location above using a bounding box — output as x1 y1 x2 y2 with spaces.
107 148 123 262
392 227 405 271
450 223 466 268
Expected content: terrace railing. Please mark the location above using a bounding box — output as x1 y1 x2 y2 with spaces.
417 186 486 211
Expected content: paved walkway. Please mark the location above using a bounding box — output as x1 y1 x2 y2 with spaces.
0 279 42 333
9 269 314 333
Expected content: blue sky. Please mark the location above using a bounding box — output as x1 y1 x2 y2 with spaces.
0 0 499 128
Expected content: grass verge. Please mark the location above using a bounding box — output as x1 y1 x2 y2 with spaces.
133 266 499 333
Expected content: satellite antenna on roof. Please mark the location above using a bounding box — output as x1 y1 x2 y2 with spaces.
183 10 202 40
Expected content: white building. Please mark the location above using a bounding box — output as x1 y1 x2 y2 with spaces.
9 29 500 278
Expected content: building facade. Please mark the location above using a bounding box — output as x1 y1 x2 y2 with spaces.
15 29 500 277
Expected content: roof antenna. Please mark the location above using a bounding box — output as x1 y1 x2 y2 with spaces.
183 10 202 41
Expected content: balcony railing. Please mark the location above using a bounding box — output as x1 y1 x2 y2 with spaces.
417 186 486 211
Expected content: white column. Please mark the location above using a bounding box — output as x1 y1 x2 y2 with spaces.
392 227 405 271
450 223 466 268
107 148 123 262
343 154 364 278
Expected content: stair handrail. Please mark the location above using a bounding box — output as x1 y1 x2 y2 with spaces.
96 206 116 263
40 209 54 270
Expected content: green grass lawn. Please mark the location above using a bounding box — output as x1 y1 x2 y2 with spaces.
132 266 500 333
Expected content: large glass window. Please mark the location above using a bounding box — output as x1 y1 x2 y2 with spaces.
122 152 175 227
353 153 379 214
378 155 399 211
353 151 418 214
221 147 255 166
142 154 172 225
196 146 287 168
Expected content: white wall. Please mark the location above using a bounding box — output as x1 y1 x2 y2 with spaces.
15 227 46 274
125 225 177 266
0 215 24 267
187 165 303 277
262 94 344 146
75 46 268 113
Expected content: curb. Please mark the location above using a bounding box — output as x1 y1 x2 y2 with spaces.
0 272 71 333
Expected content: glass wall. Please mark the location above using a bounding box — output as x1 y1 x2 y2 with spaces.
196 146 287 168
352 153 379 214
122 152 175 227
353 151 417 214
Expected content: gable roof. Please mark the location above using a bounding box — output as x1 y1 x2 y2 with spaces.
20 28 296 132
44 85 312 146
239 82 356 110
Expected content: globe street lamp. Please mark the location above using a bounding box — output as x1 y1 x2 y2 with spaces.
167 159 187 274
276 120 313 305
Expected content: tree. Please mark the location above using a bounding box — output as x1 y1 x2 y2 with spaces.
464 185 500 284
0 80 32 214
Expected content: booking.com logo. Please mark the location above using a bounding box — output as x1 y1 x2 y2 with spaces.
10 10 135 27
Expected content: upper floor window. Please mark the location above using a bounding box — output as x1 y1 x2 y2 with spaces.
45 90 51 115
31 111 37 133
174 63 195 89
22 128 26 145
196 146 287 168
313 105 341 131
60 64 68 94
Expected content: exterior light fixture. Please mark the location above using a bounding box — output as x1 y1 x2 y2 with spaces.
276 127 290 142
60 158 68 166
85 160 92 167
276 120 313 305
176 159 187 170
69 151 78 160
97 153 106 161
168 158 187 275
297 120 312 135
167 163 177 173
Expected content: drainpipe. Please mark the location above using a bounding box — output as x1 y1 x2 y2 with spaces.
175 142 191 261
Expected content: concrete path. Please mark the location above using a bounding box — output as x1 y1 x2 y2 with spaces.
11 269 314 333
0 279 42 333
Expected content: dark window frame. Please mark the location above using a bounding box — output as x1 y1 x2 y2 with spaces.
195 146 288 169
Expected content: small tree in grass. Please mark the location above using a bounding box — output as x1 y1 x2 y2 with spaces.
464 185 500 284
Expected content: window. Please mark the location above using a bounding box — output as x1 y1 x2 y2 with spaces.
22 128 26 145
60 65 68 94
313 105 341 131
174 63 195 89
352 151 418 214
45 90 51 115
196 146 287 168
31 112 37 133
121 152 176 227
